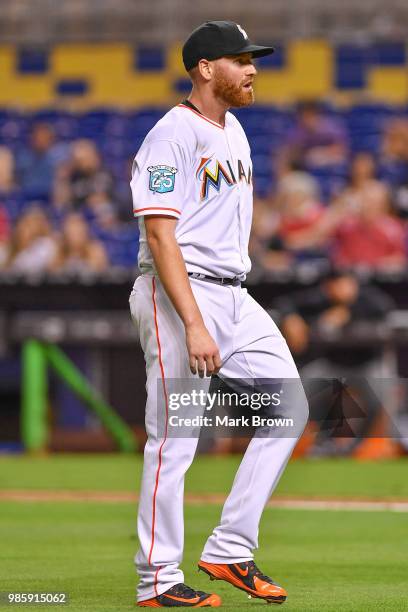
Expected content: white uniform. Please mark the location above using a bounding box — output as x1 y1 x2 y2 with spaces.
129 102 308 603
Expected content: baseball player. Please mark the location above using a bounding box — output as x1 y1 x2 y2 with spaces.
129 21 309 607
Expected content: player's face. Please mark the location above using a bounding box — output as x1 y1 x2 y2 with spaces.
212 53 257 108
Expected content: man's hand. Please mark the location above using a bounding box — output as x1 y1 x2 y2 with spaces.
185 322 222 377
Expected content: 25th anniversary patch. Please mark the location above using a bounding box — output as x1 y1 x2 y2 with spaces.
148 165 178 193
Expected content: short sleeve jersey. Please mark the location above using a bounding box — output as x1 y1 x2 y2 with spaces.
130 102 253 279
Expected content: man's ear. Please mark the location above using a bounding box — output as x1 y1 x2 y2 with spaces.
197 59 213 82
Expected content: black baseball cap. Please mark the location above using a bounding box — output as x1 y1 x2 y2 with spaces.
182 20 275 72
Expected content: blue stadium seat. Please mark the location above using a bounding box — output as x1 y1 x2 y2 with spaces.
249 135 275 155
253 176 272 198
0 116 30 145
53 114 80 140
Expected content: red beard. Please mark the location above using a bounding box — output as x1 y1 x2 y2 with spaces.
212 69 255 108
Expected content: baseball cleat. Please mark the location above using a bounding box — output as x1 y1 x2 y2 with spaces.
137 582 222 607
198 560 287 604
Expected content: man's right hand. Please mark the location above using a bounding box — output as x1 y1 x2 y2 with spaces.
185 322 222 378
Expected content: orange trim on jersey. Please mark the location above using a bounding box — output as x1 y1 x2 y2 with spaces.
148 278 170 578
153 566 162 598
134 206 181 215
178 104 224 129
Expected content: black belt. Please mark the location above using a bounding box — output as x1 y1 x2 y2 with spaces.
188 272 241 287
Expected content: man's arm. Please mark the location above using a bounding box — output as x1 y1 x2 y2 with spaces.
145 215 222 378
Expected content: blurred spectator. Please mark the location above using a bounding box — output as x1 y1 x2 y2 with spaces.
0 147 13 267
276 171 329 259
331 182 406 270
328 152 383 218
380 118 408 217
344 152 380 198
4 207 57 274
275 271 395 456
249 196 293 272
0 206 10 242
0 205 10 268
113 155 136 222
279 101 348 172
85 191 119 229
394 177 408 220
54 139 113 210
382 118 408 164
50 213 108 274
0 146 16 193
15 123 63 199
276 269 393 361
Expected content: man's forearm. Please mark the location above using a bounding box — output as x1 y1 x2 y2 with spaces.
144 217 221 376
148 234 204 328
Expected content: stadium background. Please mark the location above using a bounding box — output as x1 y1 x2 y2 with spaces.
1 2 408 610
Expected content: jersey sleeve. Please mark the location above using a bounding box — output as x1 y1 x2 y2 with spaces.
130 139 187 219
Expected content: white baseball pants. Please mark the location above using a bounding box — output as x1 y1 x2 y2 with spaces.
129 274 308 602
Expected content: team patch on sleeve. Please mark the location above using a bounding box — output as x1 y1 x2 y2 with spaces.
148 164 178 193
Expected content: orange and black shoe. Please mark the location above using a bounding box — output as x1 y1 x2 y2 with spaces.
198 560 287 604
137 582 222 607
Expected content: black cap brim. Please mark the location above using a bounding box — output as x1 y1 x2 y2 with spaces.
230 44 275 58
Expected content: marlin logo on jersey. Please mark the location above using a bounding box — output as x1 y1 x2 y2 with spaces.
196 157 252 200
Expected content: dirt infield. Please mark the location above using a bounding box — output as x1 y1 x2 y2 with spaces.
1 490 408 511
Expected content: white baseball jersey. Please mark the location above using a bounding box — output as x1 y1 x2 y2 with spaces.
130 102 253 279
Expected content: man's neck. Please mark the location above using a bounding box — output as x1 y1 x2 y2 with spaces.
187 92 228 127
